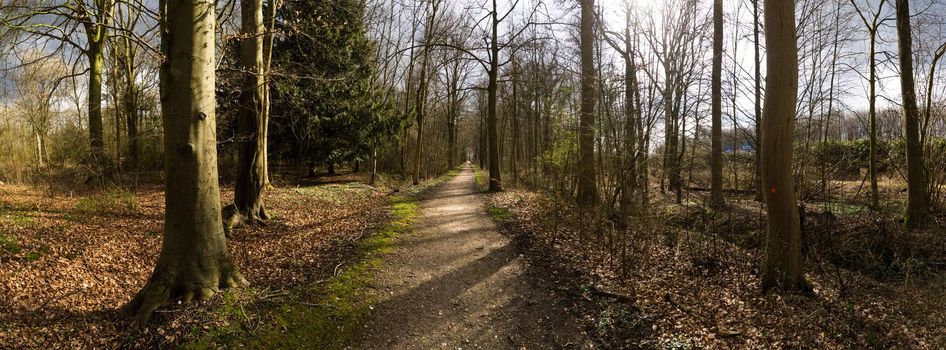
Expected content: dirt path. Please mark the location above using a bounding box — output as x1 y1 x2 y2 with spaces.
351 164 591 349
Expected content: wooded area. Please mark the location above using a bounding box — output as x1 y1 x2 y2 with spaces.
1 0 945 348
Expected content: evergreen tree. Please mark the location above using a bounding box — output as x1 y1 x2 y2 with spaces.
269 0 402 170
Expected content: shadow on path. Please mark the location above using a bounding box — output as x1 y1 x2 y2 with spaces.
352 165 590 349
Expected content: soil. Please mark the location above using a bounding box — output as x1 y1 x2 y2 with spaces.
351 165 592 349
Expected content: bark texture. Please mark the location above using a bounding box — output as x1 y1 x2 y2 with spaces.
487 0 502 192
126 0 246 322
577 0 598 206
895 0 929 226
710 0 724 208
621 18 638 213
88 40 106 159
761 0 804 292
227 0 271 234
753 0 763 202
77 0 114 164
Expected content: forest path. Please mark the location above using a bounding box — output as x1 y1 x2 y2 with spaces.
350 164 591 349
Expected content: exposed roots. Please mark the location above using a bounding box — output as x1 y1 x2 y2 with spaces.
223 203 270 238
123 254 247 323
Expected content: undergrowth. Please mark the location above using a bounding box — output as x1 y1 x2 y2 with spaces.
486 205 512 221
75 188 138 215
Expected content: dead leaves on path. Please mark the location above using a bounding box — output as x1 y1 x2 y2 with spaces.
0 177 388 349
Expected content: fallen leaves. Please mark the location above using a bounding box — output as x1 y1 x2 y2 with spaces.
0 174 389 349
487 190 946 349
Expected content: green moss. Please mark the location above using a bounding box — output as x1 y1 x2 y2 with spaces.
187 192 420 350
183 170 464 349
75 189 138 215
486 205 512 221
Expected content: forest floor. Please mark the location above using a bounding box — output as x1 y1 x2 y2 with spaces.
351 164 592 349
486 185 946 349
0 171 396 348
4 166 945 349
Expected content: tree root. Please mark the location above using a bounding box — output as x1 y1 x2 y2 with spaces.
223 203 270 238
123 254 247 323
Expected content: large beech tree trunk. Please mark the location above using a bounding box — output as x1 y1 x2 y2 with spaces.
895 0 929 226
125 0 246 322
710 0 724 208
227 0 270 233
761 0 804 292
577 0 598 206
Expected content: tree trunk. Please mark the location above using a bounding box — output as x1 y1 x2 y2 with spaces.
577 0 598 206
753 0 763 202
487 0 502 192
414 0 437 185
122 42 140 170
511 60 520 184
710 0 725 208
895 0 929 226
370 145 378 184
126 0 246 322
226 0 270 234
109 48 122 171
823 2 841 200
262 0 277 187
867 29 880 209
663 76 679 195
621 18 638 213
35 130 44 167
448 119 456 168
88 40 106 162
761 0 804 293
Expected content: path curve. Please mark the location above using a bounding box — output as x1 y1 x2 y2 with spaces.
351 164 591 349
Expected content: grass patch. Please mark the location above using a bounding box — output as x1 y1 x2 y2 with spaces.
24 245 50 261
293 183 375 205
0 209 36 228
0 232 22 255
75 189 138 215
472 166 487 188
486 205 512 221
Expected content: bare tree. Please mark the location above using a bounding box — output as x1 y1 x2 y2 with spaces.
849 0 891 209
710 0 724 207
894 0 929 226
577 0 598 205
